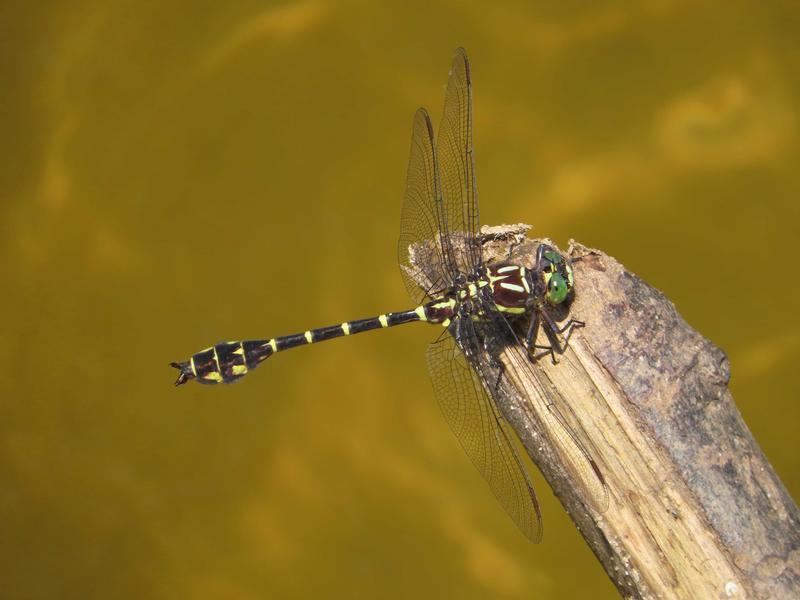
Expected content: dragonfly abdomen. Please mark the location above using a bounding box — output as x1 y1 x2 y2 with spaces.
171 308 437 386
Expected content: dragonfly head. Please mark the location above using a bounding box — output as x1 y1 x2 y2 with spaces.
538 245 575 306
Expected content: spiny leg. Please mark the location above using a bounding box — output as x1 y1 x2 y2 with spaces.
525 311 540 356
524 308 562 364
527 310 586 364
541 308 585 348
560 318 585 348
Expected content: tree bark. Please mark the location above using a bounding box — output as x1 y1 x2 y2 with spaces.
474 226 800 599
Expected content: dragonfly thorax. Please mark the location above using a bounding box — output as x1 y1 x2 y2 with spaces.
423 244 577 325
482 263 531 316
482 244 575 313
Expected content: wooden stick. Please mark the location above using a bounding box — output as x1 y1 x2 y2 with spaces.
473 228 800 598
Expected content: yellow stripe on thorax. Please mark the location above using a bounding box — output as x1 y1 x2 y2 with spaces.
496 305 526 314
488 273 509 284
520 267 530 293
500 282 526 293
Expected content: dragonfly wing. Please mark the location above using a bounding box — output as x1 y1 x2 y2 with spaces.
398 108 455 303
427 330 543 542
436 47 482 276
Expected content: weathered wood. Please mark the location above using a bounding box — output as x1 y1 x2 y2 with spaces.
470 226 800 599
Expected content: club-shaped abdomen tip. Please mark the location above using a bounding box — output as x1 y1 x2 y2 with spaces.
170 361 194 386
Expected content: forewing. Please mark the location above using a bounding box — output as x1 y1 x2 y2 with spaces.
427 332 543 542
436 47 482 275
398 108 452 303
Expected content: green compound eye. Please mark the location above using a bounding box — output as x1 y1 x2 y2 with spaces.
547 273 569 304
542 250 563 266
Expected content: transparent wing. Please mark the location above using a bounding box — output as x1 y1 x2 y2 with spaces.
436 47 482 275
427 330 543 542
485 310 610 514
398 108 454 303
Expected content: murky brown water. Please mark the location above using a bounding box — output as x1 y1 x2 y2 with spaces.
2 2 798 598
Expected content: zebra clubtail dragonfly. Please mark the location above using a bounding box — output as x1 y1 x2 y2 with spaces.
172 48 607 541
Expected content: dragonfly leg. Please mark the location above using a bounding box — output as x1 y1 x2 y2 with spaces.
560 318 585 350
545 316 585 353
520 310 554 364
530 310 586 364
525 311 540 356
548 316 585 336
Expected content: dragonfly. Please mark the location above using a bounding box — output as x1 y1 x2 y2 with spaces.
171 48 608 541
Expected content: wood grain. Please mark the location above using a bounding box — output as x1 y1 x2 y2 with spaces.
472 228 800 599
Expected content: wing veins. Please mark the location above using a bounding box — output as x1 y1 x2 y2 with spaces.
427 327 543 542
